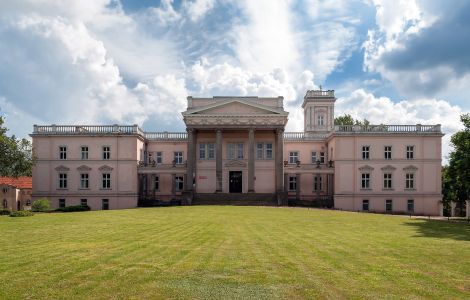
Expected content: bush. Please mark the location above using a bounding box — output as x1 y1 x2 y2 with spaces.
10 210 34 217
0 209 11 216
31 198 50 212
55 205 91 212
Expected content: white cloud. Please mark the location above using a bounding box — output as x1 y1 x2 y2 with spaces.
336 89 464 161
184 0 216 22
147 0 181 25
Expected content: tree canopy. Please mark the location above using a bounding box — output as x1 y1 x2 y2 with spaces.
0 116 34 177
334 114 370 126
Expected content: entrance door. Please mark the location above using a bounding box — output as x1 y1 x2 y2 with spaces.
229 171 243 193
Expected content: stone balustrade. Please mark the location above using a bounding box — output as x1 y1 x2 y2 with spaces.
334 124 442 133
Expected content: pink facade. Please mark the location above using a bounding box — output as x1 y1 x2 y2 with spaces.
31 90 444 215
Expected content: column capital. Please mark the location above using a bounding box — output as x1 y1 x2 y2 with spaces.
276 128 284 134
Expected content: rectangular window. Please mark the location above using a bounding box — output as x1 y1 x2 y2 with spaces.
386 199 393 213
256 143 264 159
362 146 370 160
362 200 369 211
407 199 414 213
175 176 184 191
289 151 299 164
311 151 317 163
81 146 89 160
318 115 324 126
208 143 215 159
314 176 323 191
154 176 159 191
80 199 87 206
384 146 392 160
58 173 67 189
155 152 162 164
405 173 415 189
103 146 110 160
102 173 111 189
102 199 109 210
320 152 325 164
80 173 89 189
383 173 392 189
406 146 414 160
227 143 244 159
199 143 206 159
174 151 183 164
59 146 67 160
265 143 273 159
59 199 66 208
361 173 370 189
288 176 297 191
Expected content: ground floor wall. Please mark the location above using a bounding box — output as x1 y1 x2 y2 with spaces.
334 195 442 216
32 195 138 210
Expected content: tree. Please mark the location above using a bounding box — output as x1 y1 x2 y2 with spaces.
445 114 470 216
31 198 50 212
0 115 35 177
334 114 370 126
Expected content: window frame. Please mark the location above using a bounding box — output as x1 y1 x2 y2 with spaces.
59 199 66 208
288 176 297 192
361 173 370 189
155 151 163 164
174 151 184 164
80 199 88 206
384 145 392 160
101 173 111 189
383 173 392 189
81 146 89 160
175 176 184 192
102 146 111 160
80 173 89 189
154 176 160 191
407 199 414 213
362 199 369 211
314 175 323 192
58 173 68 189
362 145 370 160
288 151 299 164
59 146 67 160
227 143 244 160
385 199 393 213
406 145 415 160
405 172 415 190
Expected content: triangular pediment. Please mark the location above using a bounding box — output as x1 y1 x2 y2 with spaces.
184 100 285 116
358 165 374 171
98 165 114 172
55 165 70 172
77 165 92 172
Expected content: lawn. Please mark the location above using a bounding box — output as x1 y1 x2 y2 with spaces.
0 206 469 299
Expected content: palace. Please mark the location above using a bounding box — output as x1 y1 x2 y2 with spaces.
31 90 444 215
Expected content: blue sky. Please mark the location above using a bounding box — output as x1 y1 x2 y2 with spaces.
0 0 469 159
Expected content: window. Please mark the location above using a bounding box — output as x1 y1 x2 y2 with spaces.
102 199 109 210
58 173 67 189
361 173 370 189
175 176 184 191
383 173 392 189
317 115 324 126
80 173 89 189
386 199 393 213
227 143 244 159
362 200 369 211
199 143 206 159
288 176 297 191
103 146 110 160
208 143 215 159
154 176 159 191
2 188 7 193
59 199 66 208
384 146 392 160
406 146 414 160
256 143 273 160
102 173 111 189
314 176 322 191
59 146 67 160
362 146 370 160
174 151 183 164
407 199 414 213
81 146 89 160
26 200 31 206
2 199 7 209
320 152 325 164
405 173 415 189
311 151 317 163
81 199 87 206
155 152 162 164
289 151 299 164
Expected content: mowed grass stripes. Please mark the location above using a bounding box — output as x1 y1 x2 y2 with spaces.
0 206 469 299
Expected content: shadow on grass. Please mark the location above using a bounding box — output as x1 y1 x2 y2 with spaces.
404 219 470 241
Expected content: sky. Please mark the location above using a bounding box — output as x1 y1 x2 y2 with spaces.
0 0 469 162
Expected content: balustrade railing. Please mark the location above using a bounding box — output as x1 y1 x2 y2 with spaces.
144 132 188 141
284 132 330 140
305 90 335 97
33 124 142 134
334 124 441 133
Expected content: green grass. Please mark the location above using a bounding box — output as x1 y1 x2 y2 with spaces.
1 206 469 299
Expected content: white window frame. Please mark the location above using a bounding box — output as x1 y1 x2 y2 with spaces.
58 173 67 189
154 176 160 191
361 173 370 189
311 151 317 164
384 146 392 160
174 151 184 164
362 199 369 211
81 146 89 160
320 152 325 164
385 199 393 212
208 143 215 159
288 176 297 191
175 176 184 191
102 173 111 189
406 145 415 160
59 146 67 160
155 152 162 164
288 151 299 164
80 173 89 189
227 143 244 160
362 146 370 160
405 173 415 189
317 115 325 126
199 143 206 159
383 173 392 189
102 146 111 160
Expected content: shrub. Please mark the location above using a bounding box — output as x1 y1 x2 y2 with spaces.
31 198 50 212
0 209 11 216
10 210 34 217
55 205 91 212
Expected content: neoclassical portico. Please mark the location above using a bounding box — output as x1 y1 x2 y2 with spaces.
182 96 288 203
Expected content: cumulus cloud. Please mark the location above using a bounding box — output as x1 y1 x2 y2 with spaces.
183 0 216 22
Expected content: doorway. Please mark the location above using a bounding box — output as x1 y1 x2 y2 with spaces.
229 171 243 193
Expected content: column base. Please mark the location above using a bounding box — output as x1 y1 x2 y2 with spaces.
248 189 255 193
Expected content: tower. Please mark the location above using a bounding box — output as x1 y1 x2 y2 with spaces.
302 89 336 133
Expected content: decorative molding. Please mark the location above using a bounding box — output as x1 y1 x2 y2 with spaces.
55 165 70 172
403 165 418 172
184 115 288 126
381 165 396 171
77 165 92 171
358 165 374 171
225 160 247 167
98 165 114 172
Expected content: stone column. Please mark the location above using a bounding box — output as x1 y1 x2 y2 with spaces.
296 173 301 200
466 200 470 218
275 128 284 192
186 129 195 191
216 129 223 192
248 128 255 192
450 201 457 217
